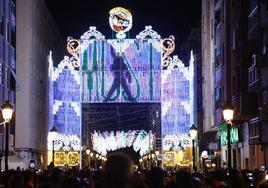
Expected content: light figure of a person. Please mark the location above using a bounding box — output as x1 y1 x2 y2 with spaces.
104 50 135 102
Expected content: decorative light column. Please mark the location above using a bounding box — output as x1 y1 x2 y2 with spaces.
222 103 234 170
189 124 198 172
49 126 58 165
1 101 13 171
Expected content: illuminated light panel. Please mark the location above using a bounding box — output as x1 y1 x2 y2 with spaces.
91 130 155 156
220 127 239 145
70 102 81 117
50 56 80 85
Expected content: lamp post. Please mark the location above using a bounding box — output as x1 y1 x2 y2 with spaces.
49 126 58 165
222 103 234 170
86 149 90 167
1 101 13 171
189 124 198 172
155 150 159 167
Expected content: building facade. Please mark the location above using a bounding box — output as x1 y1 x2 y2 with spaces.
15 0 64 169
202 0 268 170
0 0 16 170
247 0 268 170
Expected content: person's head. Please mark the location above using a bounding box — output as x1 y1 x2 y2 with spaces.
37 182 55 188
148 167 165 188
176 170 195 188
8 174 24 188
104 152 134 188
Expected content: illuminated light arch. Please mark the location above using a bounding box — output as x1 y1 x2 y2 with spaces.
47 7 196 167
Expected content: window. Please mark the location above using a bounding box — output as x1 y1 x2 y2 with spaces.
0 15 4 36
211 19 214 39
250 0 258 12
0 63 2 85
10 69 16 91
10 26 15 47
215 9 222 27
215 48 221 67
263 90 268 106
232 29 236 50
248 54 258 86
6 22 10 43
215 87 222 102
11 0 16 5
248 2 258 32
262 32 267 55
249 118 260 138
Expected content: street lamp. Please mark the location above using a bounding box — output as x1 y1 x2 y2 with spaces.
222 103 234 170
189 124 198 171
1 101 13 171
49 126 58 165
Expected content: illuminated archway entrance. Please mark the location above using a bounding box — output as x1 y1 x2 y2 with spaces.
47 7 195 168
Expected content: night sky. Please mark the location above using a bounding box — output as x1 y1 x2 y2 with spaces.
45 0 201 54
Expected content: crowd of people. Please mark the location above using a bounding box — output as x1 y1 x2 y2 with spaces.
0 152 268 188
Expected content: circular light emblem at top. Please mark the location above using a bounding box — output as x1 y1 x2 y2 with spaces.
109 7 132 37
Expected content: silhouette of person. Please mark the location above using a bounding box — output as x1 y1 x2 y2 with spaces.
104 49 135 102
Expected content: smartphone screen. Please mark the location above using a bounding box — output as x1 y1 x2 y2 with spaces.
30 163 35 168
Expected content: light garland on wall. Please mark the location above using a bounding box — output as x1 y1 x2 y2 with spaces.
91 130 155 156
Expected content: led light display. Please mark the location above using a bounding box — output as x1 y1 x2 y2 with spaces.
220 127 239 146
91 130 155 156
81 40 161 102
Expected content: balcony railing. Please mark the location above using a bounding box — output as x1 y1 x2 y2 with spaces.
248 65 258 86
248 6 258 33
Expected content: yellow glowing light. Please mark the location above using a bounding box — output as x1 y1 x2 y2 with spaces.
67 152 80 166
161 36 175 68
67 38 80 68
